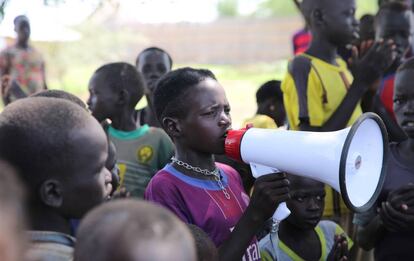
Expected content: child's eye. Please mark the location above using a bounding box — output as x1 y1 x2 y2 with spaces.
294 196 304 202
201 110 216 116
394 97 406 105
316 195 324 201
224 107 231 115
347 8 355 16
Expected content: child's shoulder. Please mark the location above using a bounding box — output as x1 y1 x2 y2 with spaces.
288 54 313 75
145 166 178 194
216 162 245 188
317 220 354 250
317 220 341 232
148 126 170 139
148 166 174 183
216 162 239 177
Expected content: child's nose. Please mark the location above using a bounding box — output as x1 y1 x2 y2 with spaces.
405 99 414 113
308 198 321 210
219 112 231 127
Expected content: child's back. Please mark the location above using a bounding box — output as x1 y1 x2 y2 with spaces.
87 62 174 198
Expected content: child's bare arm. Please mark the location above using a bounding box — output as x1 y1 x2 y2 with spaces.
372 96 407 141
218 173 290 261
298 40 395 132
356 214 385 250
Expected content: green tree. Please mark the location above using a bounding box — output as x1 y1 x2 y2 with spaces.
217 0 239 17
252 0 378 18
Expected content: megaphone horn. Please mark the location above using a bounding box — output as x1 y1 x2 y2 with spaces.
225 112 388 220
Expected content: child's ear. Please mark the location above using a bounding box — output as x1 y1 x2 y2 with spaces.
39 179 63 208
116 89 129 105
162 117 182 138
312 9 324 26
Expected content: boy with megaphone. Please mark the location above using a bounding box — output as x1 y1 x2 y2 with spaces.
145 67 290 261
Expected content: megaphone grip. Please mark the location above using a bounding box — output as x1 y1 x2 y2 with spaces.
273 202 291 221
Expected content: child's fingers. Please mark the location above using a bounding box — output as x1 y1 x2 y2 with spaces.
255 172 286 182
391 185 414 197
341 239 349 258
380 202 407 230
269 186 290 197
272 193 290 204
367 39 374 49
378 39 396 61
351 46 358 62
360 41 368 55
390 193 414 211
255 175 290 190
402 197 414 208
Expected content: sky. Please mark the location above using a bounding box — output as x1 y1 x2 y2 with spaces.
0 0 267 41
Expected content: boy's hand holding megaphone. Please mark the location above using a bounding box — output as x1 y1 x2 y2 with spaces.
247 173 290 223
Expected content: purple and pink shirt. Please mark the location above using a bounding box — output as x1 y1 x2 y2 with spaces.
145 163 260 261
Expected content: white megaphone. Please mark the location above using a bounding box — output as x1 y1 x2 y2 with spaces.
225 112 388 223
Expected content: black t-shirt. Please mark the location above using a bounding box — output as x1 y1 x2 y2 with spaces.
374 142 414 261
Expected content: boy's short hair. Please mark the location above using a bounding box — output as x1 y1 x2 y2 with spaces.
0 97 95 195
31 89 87 109
14 15 29 26
187 224 218 261
153 67 216 123
256 80 282 104
376 1 410 21
397 56 414 72
74 199 196 261
136 47 173 69
94 62 145 109
378 0 411 7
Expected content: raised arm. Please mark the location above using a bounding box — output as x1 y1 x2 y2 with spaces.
218 174 290 261
295 41 396 132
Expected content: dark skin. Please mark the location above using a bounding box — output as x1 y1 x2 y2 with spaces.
357 69 414 250
372 8 412 142
163 78 290 261
30 117 111 235
136 50 172 127
1 18 47 105
297 0 396 132
257 98 285 127
279 175 349 261
87 72 137 132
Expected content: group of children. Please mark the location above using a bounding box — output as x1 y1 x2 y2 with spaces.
0 0 413 260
